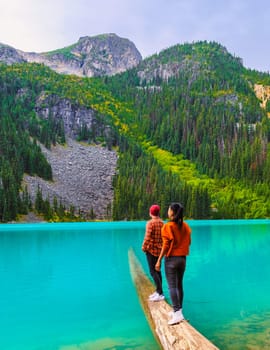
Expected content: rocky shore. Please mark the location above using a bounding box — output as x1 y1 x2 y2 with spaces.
23 139 118 220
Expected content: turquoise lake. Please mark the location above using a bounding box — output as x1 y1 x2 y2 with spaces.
0 220 269 350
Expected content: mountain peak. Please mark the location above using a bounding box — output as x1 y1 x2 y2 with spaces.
1 34 142 77
78 33 120 41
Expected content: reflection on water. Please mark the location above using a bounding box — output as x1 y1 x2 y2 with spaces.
0 220 269 350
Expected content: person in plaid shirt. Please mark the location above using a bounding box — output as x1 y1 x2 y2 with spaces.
142 204 165 302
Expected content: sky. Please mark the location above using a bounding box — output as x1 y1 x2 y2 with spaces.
0 0 269 73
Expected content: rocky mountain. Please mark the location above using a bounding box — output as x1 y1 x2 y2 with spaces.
0 33 142 77
1 37 270 222
135 41 244 84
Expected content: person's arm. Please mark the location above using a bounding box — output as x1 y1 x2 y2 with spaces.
155 224 171 271
142 221 152 252
155 245 167 271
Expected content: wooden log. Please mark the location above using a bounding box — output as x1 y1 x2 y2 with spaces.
128 248 219 350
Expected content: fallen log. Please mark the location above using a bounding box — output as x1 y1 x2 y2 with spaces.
128 248 219 350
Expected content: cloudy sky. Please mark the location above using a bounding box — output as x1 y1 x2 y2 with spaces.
0 0 269 72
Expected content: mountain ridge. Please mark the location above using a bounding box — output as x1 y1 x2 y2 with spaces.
0 33 142 77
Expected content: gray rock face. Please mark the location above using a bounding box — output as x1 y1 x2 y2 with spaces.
73 34 142 76
19 33 142 77
137 58 201 84
0 43 26 64
35 93 97 138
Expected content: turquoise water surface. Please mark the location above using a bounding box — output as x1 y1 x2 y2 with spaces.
0 220 269 350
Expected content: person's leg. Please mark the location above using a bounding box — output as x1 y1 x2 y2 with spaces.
176 256 186 309
146 252 163 295
166 256 186 325
165 256 180 311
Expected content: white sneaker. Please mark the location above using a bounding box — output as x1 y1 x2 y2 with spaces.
168 309 184 325
148 291 158 300
150 293 165 302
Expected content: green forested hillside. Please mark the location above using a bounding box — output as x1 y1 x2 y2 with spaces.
0 40 270 221
104 41 270 219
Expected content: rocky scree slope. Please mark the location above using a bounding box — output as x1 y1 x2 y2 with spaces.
24 139 118 220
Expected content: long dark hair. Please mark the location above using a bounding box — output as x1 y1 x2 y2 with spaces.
169 202 184 227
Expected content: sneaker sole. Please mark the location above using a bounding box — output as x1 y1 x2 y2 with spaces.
168 318 184 326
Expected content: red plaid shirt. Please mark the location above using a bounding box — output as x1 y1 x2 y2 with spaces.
142 218 164 257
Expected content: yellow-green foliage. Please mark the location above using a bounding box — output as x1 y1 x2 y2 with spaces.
141 141 269 218
142 142 201 181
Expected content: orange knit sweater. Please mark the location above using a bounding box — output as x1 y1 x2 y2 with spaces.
161 221 191 257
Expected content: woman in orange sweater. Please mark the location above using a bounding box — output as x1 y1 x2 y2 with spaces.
155 203 191 325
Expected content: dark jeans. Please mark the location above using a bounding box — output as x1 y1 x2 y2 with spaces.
165 256 186 312
146 252 163 295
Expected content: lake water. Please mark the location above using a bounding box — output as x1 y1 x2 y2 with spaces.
0 220 269 350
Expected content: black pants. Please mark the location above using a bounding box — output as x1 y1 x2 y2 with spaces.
165 256 186 312
146 252 163 295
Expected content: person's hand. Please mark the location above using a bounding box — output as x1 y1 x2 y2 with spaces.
155 261 161 271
